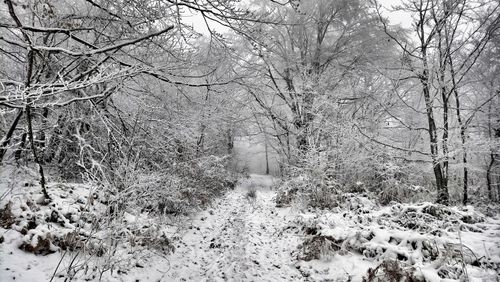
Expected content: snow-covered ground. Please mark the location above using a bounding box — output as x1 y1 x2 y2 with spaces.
157 174 303 281
1 170 500 281
292 199 500 281
0 172 304 281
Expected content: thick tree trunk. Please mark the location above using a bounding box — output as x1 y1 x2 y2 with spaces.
421 56 449 205
437 27 451 204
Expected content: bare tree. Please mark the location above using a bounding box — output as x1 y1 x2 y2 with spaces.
375 0 500 204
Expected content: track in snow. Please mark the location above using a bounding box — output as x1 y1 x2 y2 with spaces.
161 174 303 282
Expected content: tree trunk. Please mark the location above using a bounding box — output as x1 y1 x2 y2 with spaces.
462 149 469 204
39 108 49 149
439 72 450 203
196 124 206 158
436 25 451 205
421 53 449 205
226 128 233 154
453 94 469 205
446 35 469 205
5 0 49 199
486 153 495 201
497 174 500 203
44 114 65 163
14 132 27 161
264 136 270 175
26 106 49 200
0 109 24 163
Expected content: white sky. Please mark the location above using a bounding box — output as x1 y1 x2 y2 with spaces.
184 0 413 36
182 8 227 36
379 0 413 28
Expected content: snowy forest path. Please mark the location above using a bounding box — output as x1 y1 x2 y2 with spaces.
160 174 303 281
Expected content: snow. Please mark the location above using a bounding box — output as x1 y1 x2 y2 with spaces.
291 198 500 281
157 174 303 281
0 172 303 281
1 169 500 281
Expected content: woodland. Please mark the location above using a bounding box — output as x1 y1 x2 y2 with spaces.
0 0 499 281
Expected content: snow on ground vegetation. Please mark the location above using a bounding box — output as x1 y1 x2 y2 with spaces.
1 168 499 281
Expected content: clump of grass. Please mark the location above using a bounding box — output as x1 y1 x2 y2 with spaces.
363 260 418 282
297 235 342 261
0 202 15 228
246 186 257 200
19 234 56 255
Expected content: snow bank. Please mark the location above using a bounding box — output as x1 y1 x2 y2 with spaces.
290 195 500 281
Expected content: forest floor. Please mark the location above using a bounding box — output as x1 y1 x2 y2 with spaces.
157 174 304 281
1 169 500 281
149 175 500 282
0 171 306 281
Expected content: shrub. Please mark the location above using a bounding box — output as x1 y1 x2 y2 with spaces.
275 173 340 210
127 155 237 215
275 179 300 207
297 235 342 261
363 260 420 282
246 186 257 200
19 233 56 255
0 202 15 228
307 186 339 209
276 148 432 209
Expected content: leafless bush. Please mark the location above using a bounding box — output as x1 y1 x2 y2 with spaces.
19 233 56 255
297 235 342 261
0 202 15 228
307 186 340 209
246 185 257 201
277 147 433 209
363 260 419 282
275 173 340 210
130 156 237 215
275 179 300 207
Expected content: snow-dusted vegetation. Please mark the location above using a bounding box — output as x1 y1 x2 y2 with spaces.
1 0 500 281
